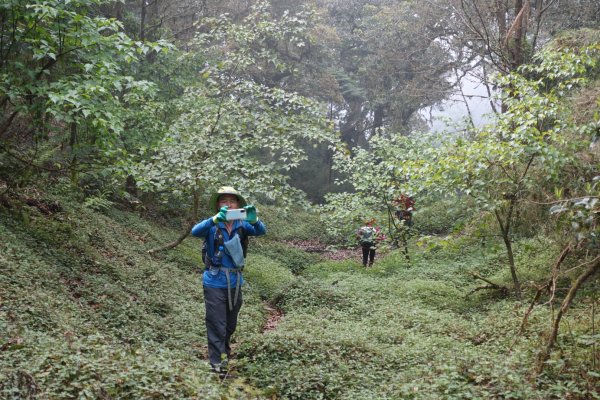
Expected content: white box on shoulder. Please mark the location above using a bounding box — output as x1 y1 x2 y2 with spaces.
225 208 246 221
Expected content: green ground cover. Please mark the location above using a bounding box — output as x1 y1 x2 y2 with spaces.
1 190 597 399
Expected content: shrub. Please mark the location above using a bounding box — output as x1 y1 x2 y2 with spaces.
414 198 474 235
254 241 321 275
258 205 334 243
243 254 297 301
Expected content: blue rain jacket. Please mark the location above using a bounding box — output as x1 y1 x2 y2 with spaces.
191 218 266 288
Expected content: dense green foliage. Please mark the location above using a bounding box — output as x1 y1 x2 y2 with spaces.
132 3 340 208
1 0 599 398
0 184 272 398
0 0 169 191
238 238 600 399
325 42 600 297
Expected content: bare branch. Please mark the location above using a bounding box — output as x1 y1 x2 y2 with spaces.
147 220 195 255
536 257 600 374
467 271 510 296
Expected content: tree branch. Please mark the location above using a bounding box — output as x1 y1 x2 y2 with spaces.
536 257 600 374
147 191 201 254
510 244 571 351
466 271 509 296
147 219 195 255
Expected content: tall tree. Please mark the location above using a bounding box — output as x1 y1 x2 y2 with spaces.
325 40 600 299
136 2 340 251
0 0 166 188
313 0 463 147
446 0 600 115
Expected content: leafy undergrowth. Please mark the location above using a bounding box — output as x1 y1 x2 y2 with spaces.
1 187 598 399
0 188 269 399
237 241 600 399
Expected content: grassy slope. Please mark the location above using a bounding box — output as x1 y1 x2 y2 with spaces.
238 243 598 399
0 190 271 399
1 189 597 399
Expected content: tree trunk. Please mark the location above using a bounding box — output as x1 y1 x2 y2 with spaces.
69 122 78 185
536 257 600 374
495 0 507 55
511 0 525 68
140 0 147 41
0 110 18 138
503 230 521 299
495 205 521 299
373 104 384 136
340 99 364 148
125 175 138 197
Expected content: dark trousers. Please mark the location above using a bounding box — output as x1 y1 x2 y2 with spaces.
203 286 243 366
361 243 375 266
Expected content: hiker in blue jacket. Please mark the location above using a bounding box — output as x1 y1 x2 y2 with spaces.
191 186 266 375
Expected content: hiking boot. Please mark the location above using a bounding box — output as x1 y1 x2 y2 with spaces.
210 362 227 374
210 363 237 379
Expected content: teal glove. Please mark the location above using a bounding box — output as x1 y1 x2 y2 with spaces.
213 206 228 223
244 204 258 224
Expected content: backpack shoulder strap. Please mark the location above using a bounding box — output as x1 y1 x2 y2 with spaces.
237 226 249 258
204 227 225 268
214 227 225 247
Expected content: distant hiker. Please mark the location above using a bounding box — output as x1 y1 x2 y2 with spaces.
393 194 415 227
391 194 415 262
356 219 382 267
191 186 266 375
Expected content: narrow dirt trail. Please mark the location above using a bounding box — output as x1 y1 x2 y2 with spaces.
282 239 361 262
262 304 284 332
